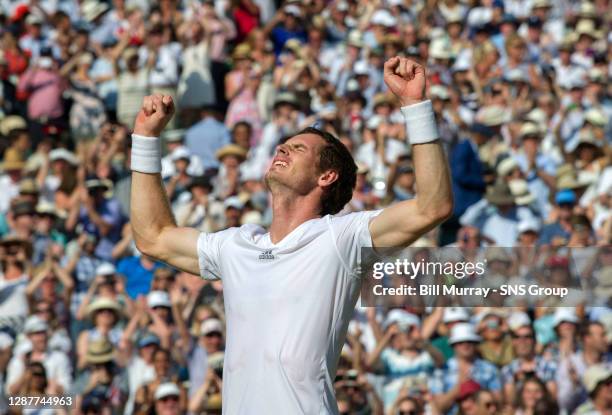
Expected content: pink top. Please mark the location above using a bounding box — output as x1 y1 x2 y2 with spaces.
17 68 66 120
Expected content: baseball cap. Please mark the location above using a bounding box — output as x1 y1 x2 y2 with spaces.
224 196 244 210
443 307 470 324
384 309 420 331
138 334 160 348
154 382 181 400
24 315 49 334
457 379 481 401
553 308 579 328
147 291 172 309
353 60 369 76
95 263 116 276
555 189 577 205
170 146 191 162
507 311 532 331
201 318 224 336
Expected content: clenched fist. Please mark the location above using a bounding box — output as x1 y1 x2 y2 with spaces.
133 94 175 137
383 57 426 107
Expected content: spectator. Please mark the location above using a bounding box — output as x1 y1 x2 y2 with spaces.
430 323 501 413
5 315 72 395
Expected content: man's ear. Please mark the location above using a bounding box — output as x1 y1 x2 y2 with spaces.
318 170 339 189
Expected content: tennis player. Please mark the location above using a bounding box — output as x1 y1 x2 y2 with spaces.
129 57 452 414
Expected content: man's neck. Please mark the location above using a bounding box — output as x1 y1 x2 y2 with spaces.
268 191 322 244
584 347 603 365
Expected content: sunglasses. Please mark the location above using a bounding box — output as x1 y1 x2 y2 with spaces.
511 333 534 340
159 395 179 402
204 332 222 338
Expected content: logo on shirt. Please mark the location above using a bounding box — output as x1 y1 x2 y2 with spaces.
258 250 275 261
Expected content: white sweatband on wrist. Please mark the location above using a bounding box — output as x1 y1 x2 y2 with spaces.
131 134 162 174
400 100 440 145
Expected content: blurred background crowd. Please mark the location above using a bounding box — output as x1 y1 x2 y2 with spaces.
0 0 610 413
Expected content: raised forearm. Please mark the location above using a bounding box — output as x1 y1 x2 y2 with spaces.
412 141 453 220
130 171 176 257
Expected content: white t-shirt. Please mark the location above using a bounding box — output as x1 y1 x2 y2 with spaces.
197 210 381 414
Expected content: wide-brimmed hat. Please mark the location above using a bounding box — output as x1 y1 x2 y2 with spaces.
430 85 450 101
122 47 139 62
85 338 115 364
0 115 27 136
87 297 122 319
485 181 515 206
273 92 299 109
553 307 579 328
449 323 482 344
2 151 25 172
519 122 541 139
443 307 470 324
49 149 79 166
429 38 454 60
346 30 364 48
35 201 58 218
496 157 519 177
575 19 601 39
216 144 247 162
232 43 251 61
476 105 509 127
508 179 535 205
24 315 49 334
572 130 603 157
584 108 608 128
373 93 394 108
19 178 39 195
81 0 110 22
85 178 112 192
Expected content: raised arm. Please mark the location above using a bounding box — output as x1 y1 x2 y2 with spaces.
130 95 200 274
369 57 453 248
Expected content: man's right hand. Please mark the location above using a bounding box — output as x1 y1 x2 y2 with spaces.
133 94 175 137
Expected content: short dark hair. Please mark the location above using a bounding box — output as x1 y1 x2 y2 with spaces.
291 127 357 216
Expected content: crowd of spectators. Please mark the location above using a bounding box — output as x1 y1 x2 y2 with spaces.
0 0 610 413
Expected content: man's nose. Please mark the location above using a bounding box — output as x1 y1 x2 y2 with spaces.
277 144 289 155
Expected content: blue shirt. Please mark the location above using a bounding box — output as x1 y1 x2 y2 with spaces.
270 27 307 55
116 256 160 299
501 356 557 385
185 117 231 170
538 222 571 246
79 197 125 261
430 357 501 395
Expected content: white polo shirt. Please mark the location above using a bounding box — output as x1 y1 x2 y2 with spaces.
197 210 381 414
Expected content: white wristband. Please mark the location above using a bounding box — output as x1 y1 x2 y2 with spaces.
400 100 440 145
131 134 161 174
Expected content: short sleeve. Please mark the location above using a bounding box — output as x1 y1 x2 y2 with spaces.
328 210 383 277
197 229 235 281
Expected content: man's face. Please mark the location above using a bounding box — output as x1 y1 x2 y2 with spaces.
512 327 534 358
29 331 47 351
586 324 607 353
265 134 325 196
155 395 180 415
454 342 477 359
